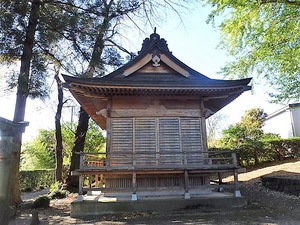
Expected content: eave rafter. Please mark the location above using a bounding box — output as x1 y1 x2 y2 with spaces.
69 82 247 98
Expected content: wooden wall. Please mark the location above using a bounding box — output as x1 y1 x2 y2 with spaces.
107 96 206 167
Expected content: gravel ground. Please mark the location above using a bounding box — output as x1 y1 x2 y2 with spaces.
9 159 300 225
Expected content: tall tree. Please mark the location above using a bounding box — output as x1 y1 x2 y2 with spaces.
202 0 300 102
0 0 77 205
54 70 64 182
65 0 125 191
2 1 49 205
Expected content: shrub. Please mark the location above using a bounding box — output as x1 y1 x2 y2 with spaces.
48 182 68 199
266 137 300 159
210 137 300 168
19 169 55 191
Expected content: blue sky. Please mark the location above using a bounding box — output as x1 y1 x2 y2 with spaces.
0 4 283 141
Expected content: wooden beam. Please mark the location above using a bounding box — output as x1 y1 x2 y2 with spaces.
160 54 190 77
106 97 112 166
200 100 208 152
123 54 152 76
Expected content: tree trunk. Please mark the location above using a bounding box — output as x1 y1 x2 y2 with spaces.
11 1 40 206
66 4 111 192
54 74 64 182
66 108 89 192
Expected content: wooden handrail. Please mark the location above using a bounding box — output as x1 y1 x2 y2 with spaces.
77 151 238 171
74 151 241 198
75 150 235 155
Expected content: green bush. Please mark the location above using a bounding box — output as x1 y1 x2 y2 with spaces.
48 182 68 199
19 169 55 191
266 137 300 159
210 137 300 167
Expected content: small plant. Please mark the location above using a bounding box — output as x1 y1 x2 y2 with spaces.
48 182 68 199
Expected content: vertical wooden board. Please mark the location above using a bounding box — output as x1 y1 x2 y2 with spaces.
189 174 208 187
181 118 202 165
134 118 156 165
158 118 181 165
110 118 133 166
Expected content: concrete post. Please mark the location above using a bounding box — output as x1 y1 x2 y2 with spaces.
0 117 28 225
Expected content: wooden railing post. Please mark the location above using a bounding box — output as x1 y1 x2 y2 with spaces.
131 172 137 201
218 172 224 192
232 152 237 167
79 152 84 169
77 152 84 201
184 170 190 199
77 175 83 201
232 151 241 197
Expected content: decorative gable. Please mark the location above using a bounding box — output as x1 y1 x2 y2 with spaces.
122 52 190 77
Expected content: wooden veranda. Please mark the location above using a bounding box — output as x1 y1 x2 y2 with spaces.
73 150 243 200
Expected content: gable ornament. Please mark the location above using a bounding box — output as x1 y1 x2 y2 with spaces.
152 54 161 67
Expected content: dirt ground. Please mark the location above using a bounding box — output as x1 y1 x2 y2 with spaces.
9 159 300 225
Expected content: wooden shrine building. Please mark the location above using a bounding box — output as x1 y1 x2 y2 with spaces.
63 31 251 206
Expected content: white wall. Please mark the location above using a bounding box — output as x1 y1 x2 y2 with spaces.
264 110 293 138
291 107 300 137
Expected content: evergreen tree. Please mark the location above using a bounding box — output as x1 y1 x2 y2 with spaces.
0 0 74 205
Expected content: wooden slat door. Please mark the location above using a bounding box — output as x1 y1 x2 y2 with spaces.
181 118 202 164
158 118 182 165
110 117 203 167
134 118 157 166
110 118 133 166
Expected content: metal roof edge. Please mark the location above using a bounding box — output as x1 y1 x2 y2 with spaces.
265 102 300 120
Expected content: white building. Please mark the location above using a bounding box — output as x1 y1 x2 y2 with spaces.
264 103 300 138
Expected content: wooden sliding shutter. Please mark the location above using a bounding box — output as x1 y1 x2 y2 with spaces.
110 117 203 166
158 118 181 165
110 118 133 166
181 118 202 164
134 118 156 165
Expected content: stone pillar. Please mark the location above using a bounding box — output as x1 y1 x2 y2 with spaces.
0 117 28 225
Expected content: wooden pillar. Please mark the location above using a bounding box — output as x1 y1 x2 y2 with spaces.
88 175 92 188
218 172 224 192
200 100 208 152
132 118 136 166
131 172 137 201
232 152 241 197
106 97 112 166
77 175 83 201
95 174 99 187
76 152 84 201
155 118 159 165
79 152 84 169
184 170 190 199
